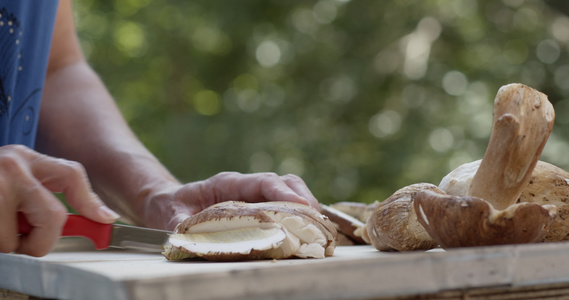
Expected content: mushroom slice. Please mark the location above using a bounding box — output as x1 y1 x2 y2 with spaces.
414 190 557 248
321 201 382 245
416 83 556 248
365 183 440 251
329 201 379 223
440 159 569 242
163 201 337 261
320 204 367 244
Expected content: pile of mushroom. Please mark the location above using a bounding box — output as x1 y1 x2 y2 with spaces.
163 201 337 261
164 84 568 257
327 83 568 251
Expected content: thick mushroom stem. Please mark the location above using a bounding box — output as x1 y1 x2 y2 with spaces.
468 83 555 210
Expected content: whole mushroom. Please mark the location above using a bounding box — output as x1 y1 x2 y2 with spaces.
414 83 558 248
440 159 569 242
364 183 441 251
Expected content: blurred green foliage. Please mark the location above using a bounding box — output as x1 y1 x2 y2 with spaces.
73 0 569 205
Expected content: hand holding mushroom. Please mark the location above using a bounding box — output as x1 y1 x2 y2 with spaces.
365 83 562 251
144 172 319 230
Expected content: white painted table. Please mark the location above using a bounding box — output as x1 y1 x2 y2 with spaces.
3 238 569 300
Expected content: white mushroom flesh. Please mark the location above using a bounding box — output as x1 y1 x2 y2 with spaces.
169 226 286 255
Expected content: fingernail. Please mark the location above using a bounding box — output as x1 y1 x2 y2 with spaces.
99 206 120 220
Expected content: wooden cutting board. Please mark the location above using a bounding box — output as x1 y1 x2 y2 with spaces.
3 238 569 300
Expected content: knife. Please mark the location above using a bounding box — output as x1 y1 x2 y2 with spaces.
17 213 171 253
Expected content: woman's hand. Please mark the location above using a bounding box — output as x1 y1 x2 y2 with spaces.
0 145 119 257
142 172 319 230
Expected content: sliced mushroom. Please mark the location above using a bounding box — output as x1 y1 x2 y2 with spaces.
414 83 558 248
163 201 337 261
323 201 379 244
364 183 441 251
329 201 379 223
440 159 569 242
320 204 367 244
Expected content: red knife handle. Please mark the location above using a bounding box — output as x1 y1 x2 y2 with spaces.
18 213 113 250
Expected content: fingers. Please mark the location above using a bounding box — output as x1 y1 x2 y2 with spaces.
207 172 319 209
0 145 119 257
256 173 318 209
30 155 119 224
0 146 68 256
279 174 319 209
17 189 68 257
0 201 19 254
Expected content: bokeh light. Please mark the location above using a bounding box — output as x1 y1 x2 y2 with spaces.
74 0 569 205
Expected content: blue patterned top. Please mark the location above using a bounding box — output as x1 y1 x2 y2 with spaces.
0 1 59 147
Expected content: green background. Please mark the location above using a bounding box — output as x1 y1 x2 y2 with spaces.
73 0 569 205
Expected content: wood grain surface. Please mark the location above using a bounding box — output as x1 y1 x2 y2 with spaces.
2 238 569 300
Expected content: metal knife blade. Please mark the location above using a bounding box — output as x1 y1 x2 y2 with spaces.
18 213 171 253
109 223 170 252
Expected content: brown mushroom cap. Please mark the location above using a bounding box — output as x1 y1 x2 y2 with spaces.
414 189 557 248
365 183 441 251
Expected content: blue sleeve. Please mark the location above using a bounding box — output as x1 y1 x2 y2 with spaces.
0 0 59 147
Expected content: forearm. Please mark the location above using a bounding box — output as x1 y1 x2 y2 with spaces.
36 61 181 225
25 0 318 237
